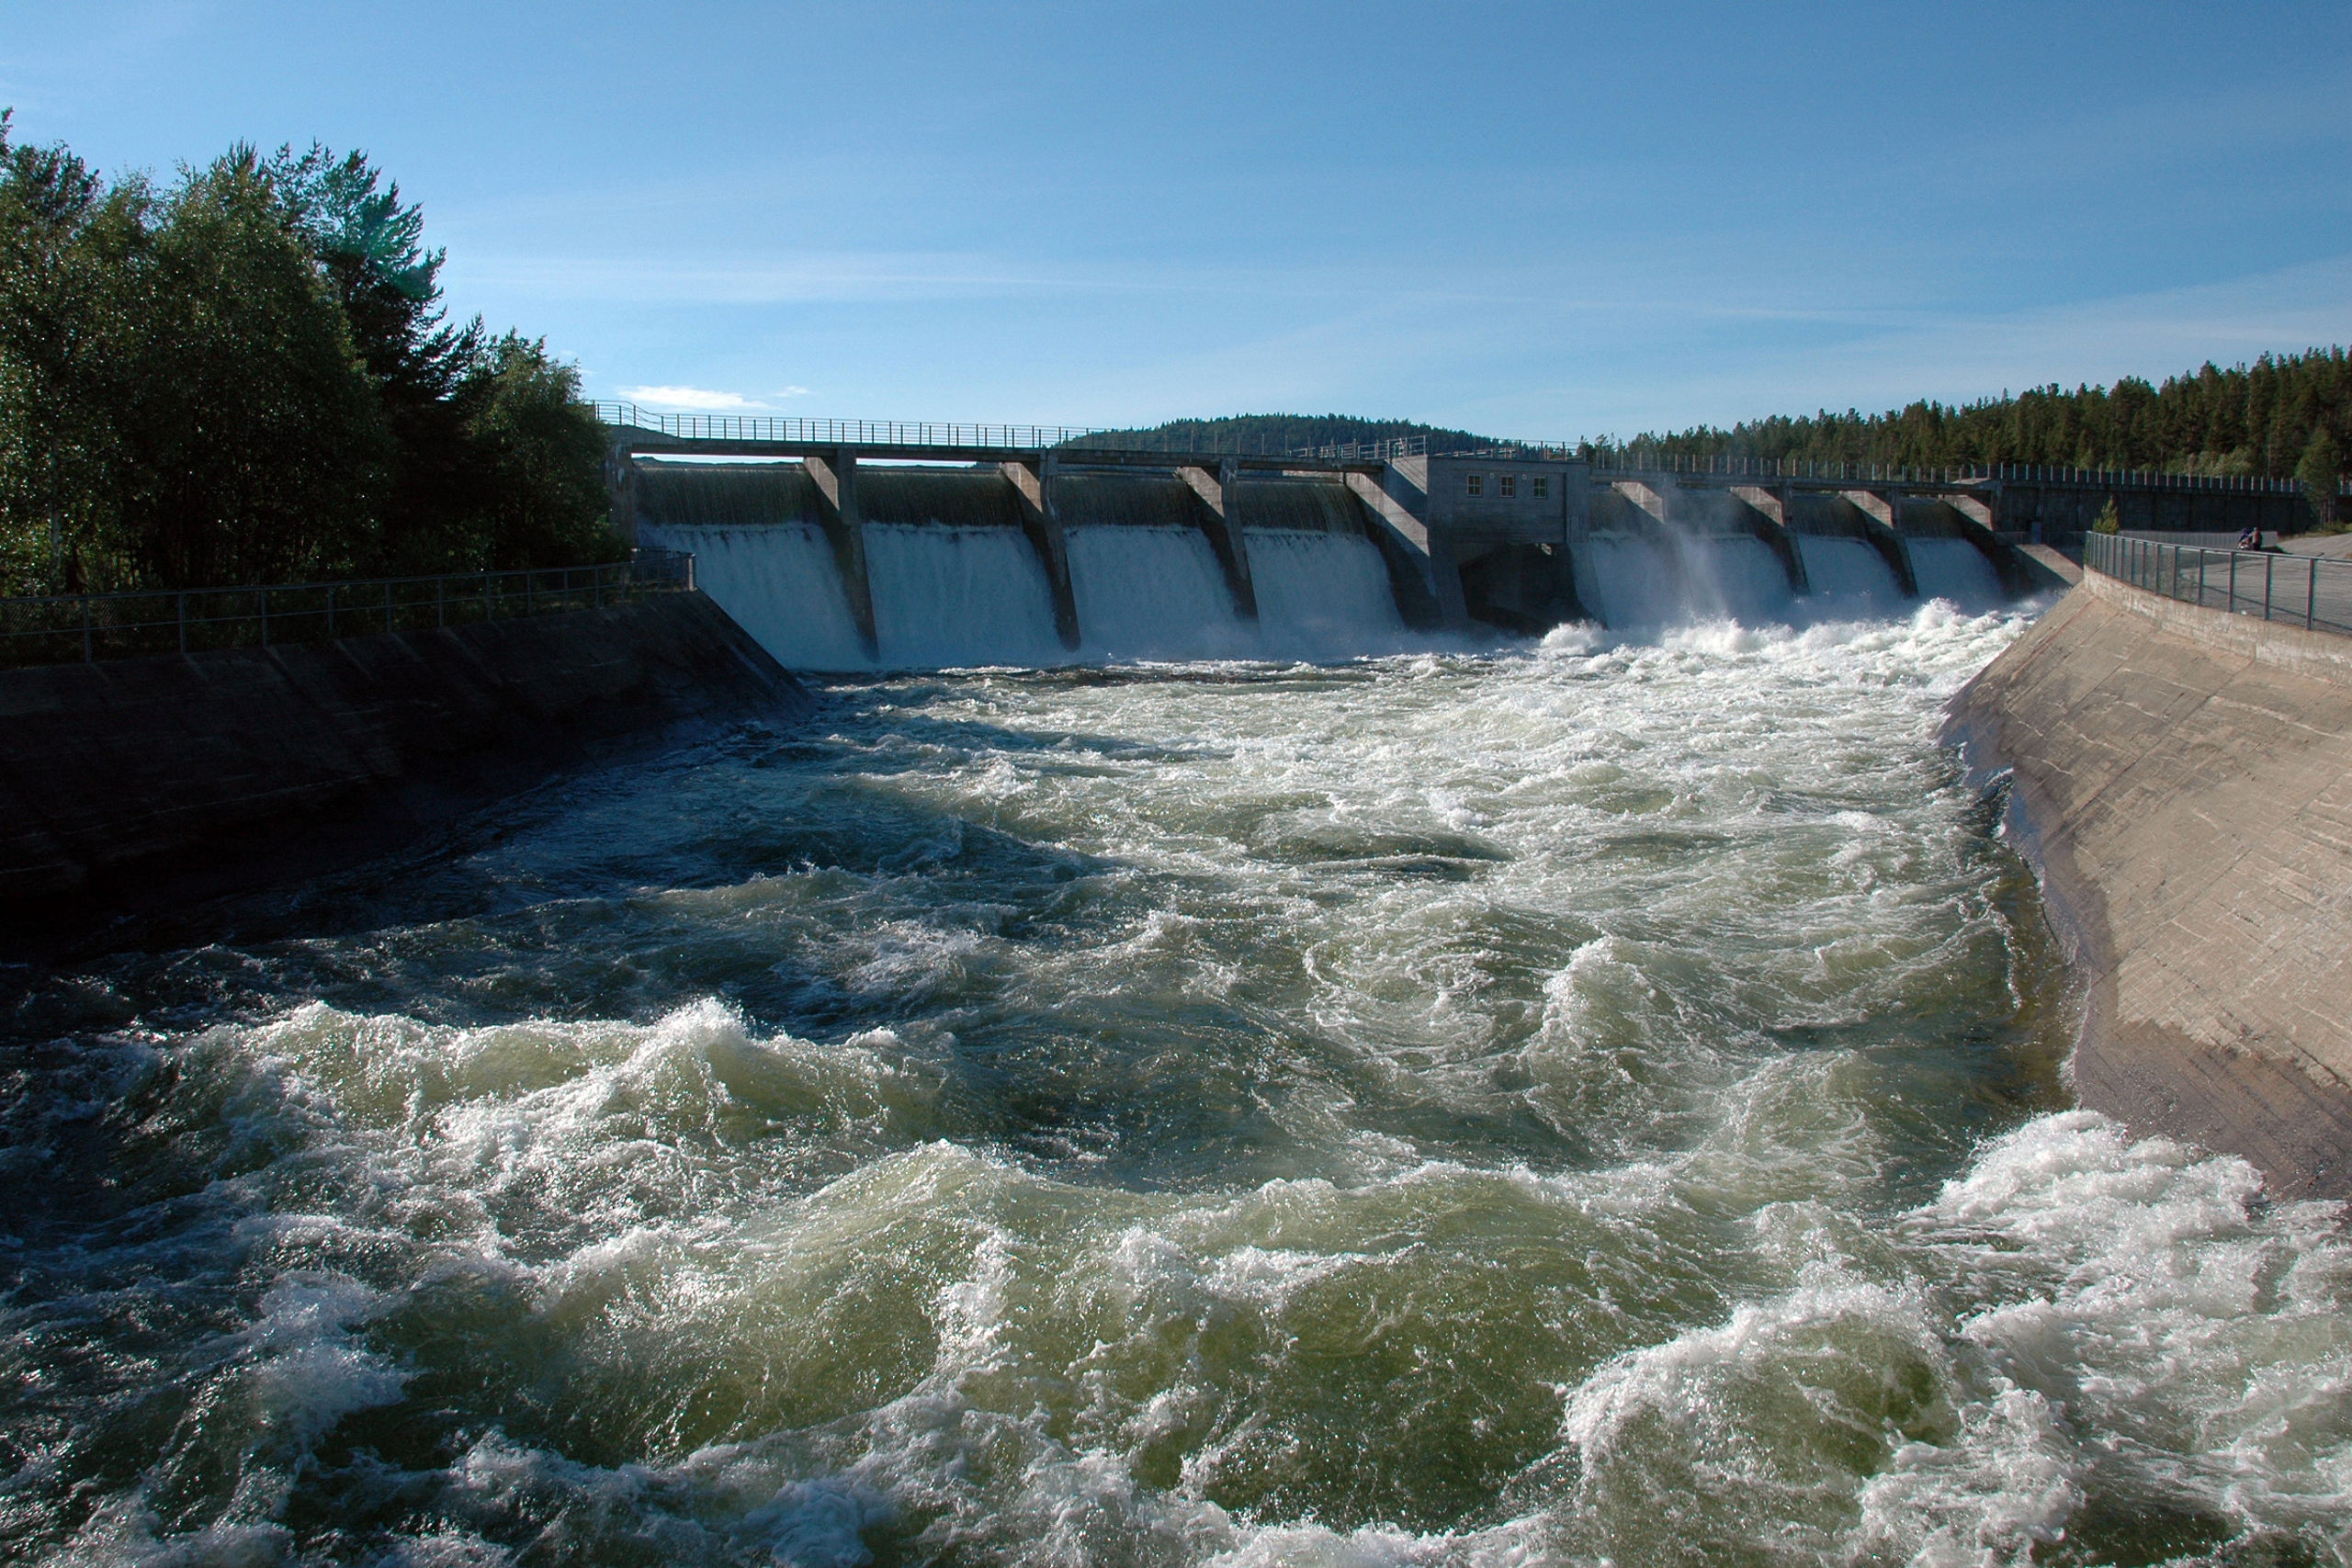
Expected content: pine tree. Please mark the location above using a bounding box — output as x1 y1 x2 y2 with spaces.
2299 425 2343 530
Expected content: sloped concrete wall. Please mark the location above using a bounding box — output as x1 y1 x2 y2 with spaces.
1944 573 2352 1196
0 592 808 947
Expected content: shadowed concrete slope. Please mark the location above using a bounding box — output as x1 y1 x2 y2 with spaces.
0 592 809 950
1946 573 2352 1196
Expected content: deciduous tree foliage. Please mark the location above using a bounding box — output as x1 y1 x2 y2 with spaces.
0 116 616 595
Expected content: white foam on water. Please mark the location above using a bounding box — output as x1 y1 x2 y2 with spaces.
1549 1110 2352 1564
28 592 2352 1567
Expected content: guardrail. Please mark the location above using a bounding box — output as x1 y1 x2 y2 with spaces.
2085 531 2352 635
599 401 1428 460
1292 435 1431 462
0 548 695 668
1587 455 2332 491
592 402 2352 493
596 403 1115 451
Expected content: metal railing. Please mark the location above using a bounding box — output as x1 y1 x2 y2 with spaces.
592 403 2352 497
600 401 1430 461
0 547 695 668
596 403 1115 451
2085 531 2352 635
1584 454 2326 491
1292 435 1432 462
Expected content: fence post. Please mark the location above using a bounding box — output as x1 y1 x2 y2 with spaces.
385 581 393 634
485 571 494 620
81 597 92 662
2310 559 2318 630
436 577 446 628
2229 549 2236 613
2266 553 2274 621
326 585 335 639
260 588 269 647
177 592 187 654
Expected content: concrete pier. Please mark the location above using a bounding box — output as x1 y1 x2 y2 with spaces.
805 450 878 659
1176 461 1260 620
1002 454 1081 648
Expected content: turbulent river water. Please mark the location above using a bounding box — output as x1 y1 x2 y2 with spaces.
6 604 2349 1567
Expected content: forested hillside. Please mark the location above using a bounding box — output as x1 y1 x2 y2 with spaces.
1083 413 1492 455
0 115 613 597
1113 352 2351 514
1598 350 2349 496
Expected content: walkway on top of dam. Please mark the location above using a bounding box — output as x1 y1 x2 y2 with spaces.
598 402 2332 656
594 401 2321 511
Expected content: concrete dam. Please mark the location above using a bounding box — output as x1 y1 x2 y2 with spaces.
594 413 2219 666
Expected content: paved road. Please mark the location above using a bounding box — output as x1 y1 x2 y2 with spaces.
2278 531 2352 560
2180 547 2352 634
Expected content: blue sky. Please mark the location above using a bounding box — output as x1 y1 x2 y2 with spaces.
5 1 2348 441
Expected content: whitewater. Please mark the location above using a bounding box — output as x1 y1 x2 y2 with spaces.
5 603 2348 1566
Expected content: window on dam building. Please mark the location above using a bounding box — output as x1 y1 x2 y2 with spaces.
1533 477 1549 498
1499 475 1518 498
1466 474 1484 496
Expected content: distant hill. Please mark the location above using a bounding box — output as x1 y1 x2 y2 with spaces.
1074 346 2350 518
1071 413 1505 457
1594 347 2351 504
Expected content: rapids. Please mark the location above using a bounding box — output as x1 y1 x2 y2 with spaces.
4 604 2347 1566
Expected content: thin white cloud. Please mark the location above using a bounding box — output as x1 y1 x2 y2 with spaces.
617 384 771 412
773 385 811 399
1673 251 2352 423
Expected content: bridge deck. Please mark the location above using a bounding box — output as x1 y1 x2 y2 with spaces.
614 432 1386 474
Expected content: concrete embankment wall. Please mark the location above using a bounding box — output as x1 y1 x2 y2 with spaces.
0 591 808 951
1945 572 2352 1196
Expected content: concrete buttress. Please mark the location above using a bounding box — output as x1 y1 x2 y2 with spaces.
1177 462 1259 620
805 449 878 659
1002 455 1081 649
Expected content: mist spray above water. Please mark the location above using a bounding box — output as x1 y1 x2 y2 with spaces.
4 596 2346 1565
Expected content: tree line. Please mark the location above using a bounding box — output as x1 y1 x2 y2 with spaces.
1089 413 1495 456
1589 350 2348 507
0 115 615 598
1119 351 2351 523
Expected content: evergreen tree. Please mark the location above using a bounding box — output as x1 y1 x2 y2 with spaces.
265 143 489 570
2299 424 2343 529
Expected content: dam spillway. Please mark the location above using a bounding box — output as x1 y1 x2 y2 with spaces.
625 450 2042 670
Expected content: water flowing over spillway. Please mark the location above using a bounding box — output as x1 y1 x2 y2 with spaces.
645 517 2021 669
6 604 2349 1566
1795 535 1907 613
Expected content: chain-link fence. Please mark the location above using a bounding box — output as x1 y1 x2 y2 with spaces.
0 548 695 668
